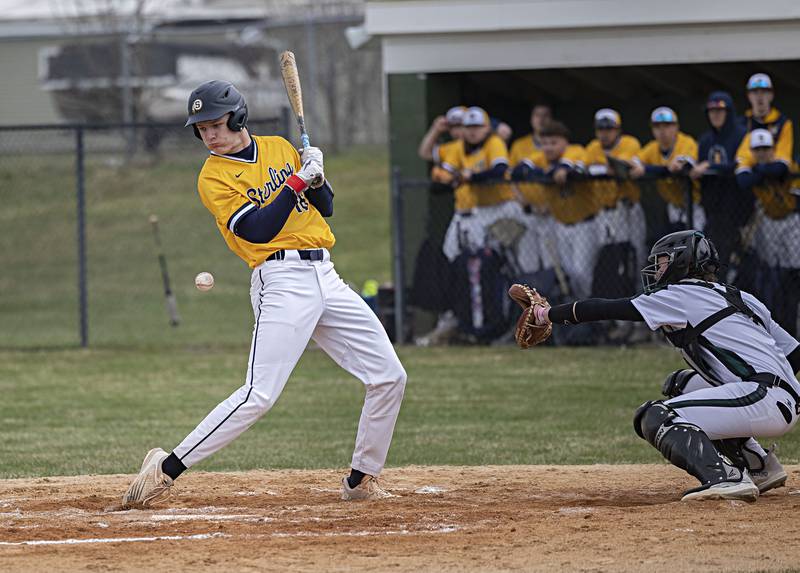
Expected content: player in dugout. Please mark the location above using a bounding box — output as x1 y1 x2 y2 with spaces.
631 106 705 235
537 120 600 299
735 128 800 337
690 91 749 268
442 106 523 262
736 73 793 166
584 108 645 266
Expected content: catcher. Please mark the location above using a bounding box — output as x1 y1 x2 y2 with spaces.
509 230 800 502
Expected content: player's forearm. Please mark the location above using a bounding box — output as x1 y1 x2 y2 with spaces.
470 162 508 183
306 180 334 217
736 170 761 190
755 162 789 179
548 298 644 324
233 188 297 243
417 130 440 161
644 165 670 178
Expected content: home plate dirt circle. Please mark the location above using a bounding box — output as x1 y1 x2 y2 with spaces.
2 465 800 572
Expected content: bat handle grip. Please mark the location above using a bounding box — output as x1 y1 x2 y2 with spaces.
300 132 310 149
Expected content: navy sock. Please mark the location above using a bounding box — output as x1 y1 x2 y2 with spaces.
347 469 366 489
161 452 186 480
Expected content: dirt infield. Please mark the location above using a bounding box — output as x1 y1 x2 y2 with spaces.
2 465 800 572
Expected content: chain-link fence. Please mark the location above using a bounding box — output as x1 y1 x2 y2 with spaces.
395 170 800 346
0 116 287 349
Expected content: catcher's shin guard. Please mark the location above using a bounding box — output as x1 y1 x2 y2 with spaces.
634 401 741 486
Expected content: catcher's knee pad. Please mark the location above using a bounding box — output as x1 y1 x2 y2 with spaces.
633 400 676 444
661 369 697 398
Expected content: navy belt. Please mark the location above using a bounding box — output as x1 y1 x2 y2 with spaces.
748 372 800 404
266 249 324 262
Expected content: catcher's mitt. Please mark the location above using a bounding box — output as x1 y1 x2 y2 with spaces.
508 284 552 348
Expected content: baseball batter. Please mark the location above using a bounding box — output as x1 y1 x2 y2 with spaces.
122 80 407 507
516 230 799 501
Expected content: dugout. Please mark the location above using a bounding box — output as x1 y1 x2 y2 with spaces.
364 0 800 335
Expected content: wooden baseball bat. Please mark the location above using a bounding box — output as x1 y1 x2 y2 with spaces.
279 50 310 149
149 214 180 327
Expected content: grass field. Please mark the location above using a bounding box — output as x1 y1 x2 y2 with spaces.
3 343 800 479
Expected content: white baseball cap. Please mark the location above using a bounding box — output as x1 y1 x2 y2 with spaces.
594 108 621 128
650 106 678 124
747 73 773 91
462 106 489 127
445 106 467 126
750 128 774 149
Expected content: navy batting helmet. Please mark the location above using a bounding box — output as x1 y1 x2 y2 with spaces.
641 230 720 292
185 80 248 139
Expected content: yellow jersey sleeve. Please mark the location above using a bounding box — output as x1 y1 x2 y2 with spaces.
583 140 605 166
735 138 756 172
615 135 641 160
775 119 794 164
561 144 585 167
674 133 698 163
485 134 509 167
435 140 462 172
637 141 659 165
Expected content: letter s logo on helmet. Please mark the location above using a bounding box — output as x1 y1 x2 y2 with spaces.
191 99 203 113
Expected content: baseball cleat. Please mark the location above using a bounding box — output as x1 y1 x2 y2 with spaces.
122 448 173 509
681 470 759 502
750 447 787 494
340 475 394 501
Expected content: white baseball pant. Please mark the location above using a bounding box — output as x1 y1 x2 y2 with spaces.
665 378 798 441
172 249 407 476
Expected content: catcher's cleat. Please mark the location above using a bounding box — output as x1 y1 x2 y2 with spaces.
751 447 787 494
122 448 174 509
340 475 394 501
681 470 759 502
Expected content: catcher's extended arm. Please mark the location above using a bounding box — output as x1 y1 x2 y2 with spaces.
508 284 552 348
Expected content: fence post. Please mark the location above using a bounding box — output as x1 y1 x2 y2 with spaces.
391 166 406 344
75 127 88 348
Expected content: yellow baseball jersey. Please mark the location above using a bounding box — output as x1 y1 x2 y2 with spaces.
542 145 600 225
737 155 799 220
197 135 335 268
509 133 547 207
451 134 513 210
431 139 461 185
637 132 700 207
584 134 641 207
737 108 794 167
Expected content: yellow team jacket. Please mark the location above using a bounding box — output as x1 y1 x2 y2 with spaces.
431 139 461 185
197 135 335 268
584 134 642 208
542 144 600 225
451 134 513 210
737 154 799 220
509 133 548 208
637 132 700 207
737 108 794 167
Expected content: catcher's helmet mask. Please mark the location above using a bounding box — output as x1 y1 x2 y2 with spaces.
185 80 248 140
641 230 720 292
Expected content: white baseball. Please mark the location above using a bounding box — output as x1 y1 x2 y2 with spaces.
195 272 215 291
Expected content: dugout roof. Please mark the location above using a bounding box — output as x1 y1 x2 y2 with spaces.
366 0 800 73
